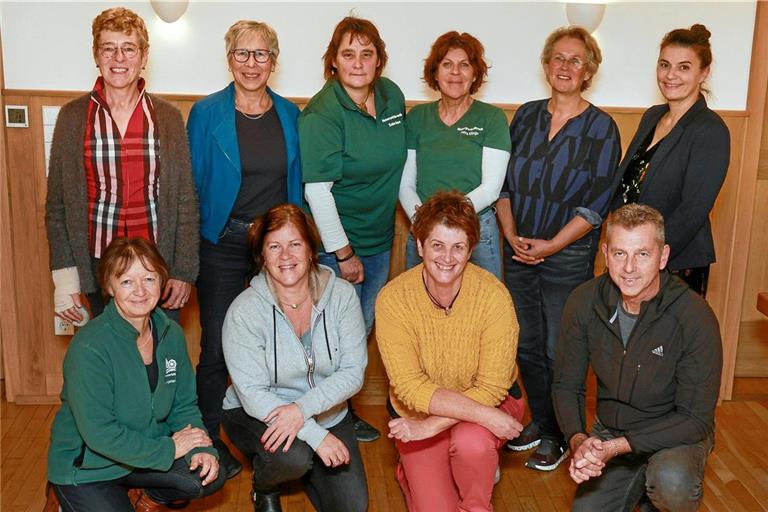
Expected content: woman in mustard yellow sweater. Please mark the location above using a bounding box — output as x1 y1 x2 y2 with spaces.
376 190 523 512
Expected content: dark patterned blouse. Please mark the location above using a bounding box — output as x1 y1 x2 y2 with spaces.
617 129 662 205
502 99 621 240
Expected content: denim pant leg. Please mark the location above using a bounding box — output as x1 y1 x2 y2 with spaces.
504 234 596 441
319 250 390 337
53 481 134 512
645 436 713 512
405 232 421 271
196 223 254 437
470 208 503 280
121 457 227 504
303 412 369 512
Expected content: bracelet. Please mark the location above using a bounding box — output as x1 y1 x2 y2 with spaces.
335 248 356 263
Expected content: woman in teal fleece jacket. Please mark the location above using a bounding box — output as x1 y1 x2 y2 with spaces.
47 238 225 511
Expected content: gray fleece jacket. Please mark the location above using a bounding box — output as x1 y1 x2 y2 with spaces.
222 265 367 450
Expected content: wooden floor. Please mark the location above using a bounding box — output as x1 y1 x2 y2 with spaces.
3 379 768 512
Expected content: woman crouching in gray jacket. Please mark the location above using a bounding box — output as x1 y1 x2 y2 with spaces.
221 204 368 512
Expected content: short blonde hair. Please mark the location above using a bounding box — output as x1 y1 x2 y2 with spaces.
606 204 666 248
92 7 149 54
540 25 602 91
224 20 280 60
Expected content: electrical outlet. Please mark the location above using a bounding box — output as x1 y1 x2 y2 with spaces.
54 316 75 336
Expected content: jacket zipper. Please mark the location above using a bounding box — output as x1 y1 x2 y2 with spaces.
628 364 641 403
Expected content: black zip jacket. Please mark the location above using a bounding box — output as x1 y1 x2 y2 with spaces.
553 271 722 455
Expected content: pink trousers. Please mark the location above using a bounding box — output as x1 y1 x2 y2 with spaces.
395 395 525 512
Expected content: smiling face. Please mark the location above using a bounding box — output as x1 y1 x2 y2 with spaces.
545 36 591 95
436 47 475 101
107 257 161 324
417 224 472 289
262 223 311 291
229 32 274 95
95 29 147 92
603 223 670 314
332 32 380 94
656 44 710 104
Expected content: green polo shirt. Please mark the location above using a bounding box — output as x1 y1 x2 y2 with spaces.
300 77 406 256
406 100 510 209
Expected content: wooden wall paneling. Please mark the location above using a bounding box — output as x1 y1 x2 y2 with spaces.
718 3 768 397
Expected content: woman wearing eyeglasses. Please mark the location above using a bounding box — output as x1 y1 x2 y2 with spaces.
46 7 198 326
186 19 302 480
496 26 621 471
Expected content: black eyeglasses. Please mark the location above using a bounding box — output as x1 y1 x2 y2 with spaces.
229 48 273 64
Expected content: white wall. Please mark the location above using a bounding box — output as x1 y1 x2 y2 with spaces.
0 1 757 109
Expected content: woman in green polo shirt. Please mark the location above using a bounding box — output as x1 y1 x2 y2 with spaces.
300 15 406 443
399 31 511 280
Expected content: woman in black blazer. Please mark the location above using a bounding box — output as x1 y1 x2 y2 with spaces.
613 24 729 295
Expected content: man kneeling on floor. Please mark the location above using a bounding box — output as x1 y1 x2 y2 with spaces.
552 203 722 512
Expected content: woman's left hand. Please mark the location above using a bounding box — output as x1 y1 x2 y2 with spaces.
261 404 305 453
387 417 434 443
162 279 192 309
190 452 219 485
512 237 558 265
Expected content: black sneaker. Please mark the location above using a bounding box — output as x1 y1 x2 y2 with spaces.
353 416 381 442
506 422 541 451
524 439 568 471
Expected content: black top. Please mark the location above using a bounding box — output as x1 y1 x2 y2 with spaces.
617 129 662 205
231 106 288 222
610 95 730 270
145 320 159 393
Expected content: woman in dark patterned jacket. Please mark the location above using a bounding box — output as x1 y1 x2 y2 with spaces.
496 25 620 472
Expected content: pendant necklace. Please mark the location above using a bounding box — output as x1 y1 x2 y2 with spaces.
422 270 461 315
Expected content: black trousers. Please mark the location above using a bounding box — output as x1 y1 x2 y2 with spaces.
222 408 368 512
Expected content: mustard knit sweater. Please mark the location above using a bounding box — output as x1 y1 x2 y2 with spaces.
376 264 519 419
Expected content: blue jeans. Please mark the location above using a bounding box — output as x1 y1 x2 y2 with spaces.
406 207 502 280
319 250 390 337
503 231 597 441
196 219 254 437
52 457 226 512
223 408 367 512
573 422 713 512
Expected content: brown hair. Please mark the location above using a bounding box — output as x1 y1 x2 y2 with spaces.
606 204 666 248
412 191 480 249
660 24 712 69
224 20 280 60
540 25 602 91
322 16 388 80
92 7 149 56
97 237 169 296
423 31 488 95
248 204 321 273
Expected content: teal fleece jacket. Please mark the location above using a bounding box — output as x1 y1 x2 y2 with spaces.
48 301 216 485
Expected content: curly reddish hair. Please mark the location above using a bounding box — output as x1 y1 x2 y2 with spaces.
323 16 388 81
412 191 480 250
248 204 321 274
92 7 149 56
97 237 169 297
423 31 488 95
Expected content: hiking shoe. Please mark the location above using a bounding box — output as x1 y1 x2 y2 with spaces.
506 422 541 451
524 439 568 471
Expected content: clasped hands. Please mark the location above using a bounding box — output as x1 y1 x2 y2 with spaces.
568 434 621 484
262 403 350 468
172 425 218 485
508 236 558 266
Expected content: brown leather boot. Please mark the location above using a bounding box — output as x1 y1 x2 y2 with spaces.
132 490 164 512
43 483 60 512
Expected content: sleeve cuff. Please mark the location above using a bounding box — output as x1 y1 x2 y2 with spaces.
297 420 329 451
574 207 602 228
